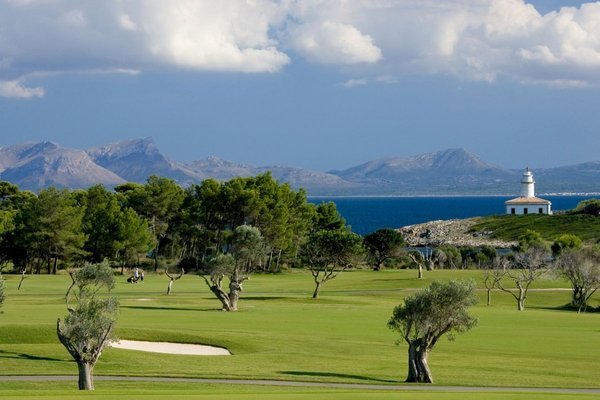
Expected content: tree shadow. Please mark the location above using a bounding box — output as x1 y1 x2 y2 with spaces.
241 296 287 301
120 305 223 312
0 350 64 362
535 304 600 313
279 370 397 383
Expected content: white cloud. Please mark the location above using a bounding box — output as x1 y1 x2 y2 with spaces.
118 14 137 32
287 20 382 64
342 78 368 87
0 80 44 98
2 0 600 93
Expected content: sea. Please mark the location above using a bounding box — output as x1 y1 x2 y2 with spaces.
308 195 598 235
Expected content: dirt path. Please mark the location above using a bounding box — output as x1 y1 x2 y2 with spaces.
1 375 599 394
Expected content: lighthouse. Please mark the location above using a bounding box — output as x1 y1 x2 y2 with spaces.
521 168 535 197
505 168 552 215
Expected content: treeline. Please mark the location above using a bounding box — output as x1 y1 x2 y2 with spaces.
0 173 352 274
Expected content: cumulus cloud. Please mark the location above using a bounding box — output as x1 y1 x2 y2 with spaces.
287 20 382 64
0 80 44 98
2 0 600 95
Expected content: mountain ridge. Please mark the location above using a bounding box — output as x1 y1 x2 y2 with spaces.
0 139 598 195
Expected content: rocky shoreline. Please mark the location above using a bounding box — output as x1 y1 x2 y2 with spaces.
398 218 517 249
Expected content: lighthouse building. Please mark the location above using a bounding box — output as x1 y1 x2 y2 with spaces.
505 168 552 215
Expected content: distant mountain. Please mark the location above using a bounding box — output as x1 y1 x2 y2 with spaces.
0 139 598 194
330 148 517 194
86 137 203 184
184 156 358 193
0 141 125 190
533 161 600 194
184 156 255 180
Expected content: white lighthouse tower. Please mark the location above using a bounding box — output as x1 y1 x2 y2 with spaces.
521 168 535 198
505 168 552 215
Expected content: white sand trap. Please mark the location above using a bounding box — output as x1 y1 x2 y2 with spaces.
111 340 231 355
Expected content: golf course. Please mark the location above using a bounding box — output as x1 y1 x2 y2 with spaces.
1 269 598 399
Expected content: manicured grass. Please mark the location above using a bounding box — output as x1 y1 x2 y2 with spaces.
0 381 597 400
1 269 599 397
470 214 600 243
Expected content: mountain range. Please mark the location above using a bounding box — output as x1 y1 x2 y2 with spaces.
0 138 598 195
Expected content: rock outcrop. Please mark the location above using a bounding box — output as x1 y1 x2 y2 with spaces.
398 218 516 248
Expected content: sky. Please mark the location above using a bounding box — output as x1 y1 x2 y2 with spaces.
0 0 599 171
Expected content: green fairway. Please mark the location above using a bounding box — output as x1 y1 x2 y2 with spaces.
0 381 598 400
1 269 599 397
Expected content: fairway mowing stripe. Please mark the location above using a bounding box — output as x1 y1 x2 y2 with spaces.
1 376 599 394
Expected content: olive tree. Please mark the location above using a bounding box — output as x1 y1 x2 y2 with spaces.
388 280 477 383
495 247 550 311
482 257 509 306
57 262 118 390
201 225 266 311
554 248 600 312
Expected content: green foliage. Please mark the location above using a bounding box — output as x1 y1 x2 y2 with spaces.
551 234 583 256
229 225 268 270
388 279 478 343
58 261 118 368
70 261 117 296
363 228 405 270
300 229 363 297
12 187 87 273
435 245 462 269
313 202 346 232
81 185 125 262
515 229 548 252
572 198 600 216
471 214 600 244
117 176 184 269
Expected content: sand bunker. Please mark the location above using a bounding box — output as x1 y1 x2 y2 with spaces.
111 340 231 355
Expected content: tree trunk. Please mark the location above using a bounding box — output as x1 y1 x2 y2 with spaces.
77 361 94 390
517 285 526 311
228 279 243 311
52 256 58 275
487 288 491 306
275 249 282 273
228 289 239 311
572 285 584 309
209 285 232 311
406 342 433 383
153 238 160 272
426 259 434 271
167 280 173 295
312 281 322 299
418 264 423 279
417 349 433 383
18 270 26 290
406 343 419 382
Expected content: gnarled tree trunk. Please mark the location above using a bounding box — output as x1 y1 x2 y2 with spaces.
406 341 433 383
77 361 94 390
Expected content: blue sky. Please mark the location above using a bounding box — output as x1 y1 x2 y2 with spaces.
0 0 598 171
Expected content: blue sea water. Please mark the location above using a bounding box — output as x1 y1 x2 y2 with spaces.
309 196 597 235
